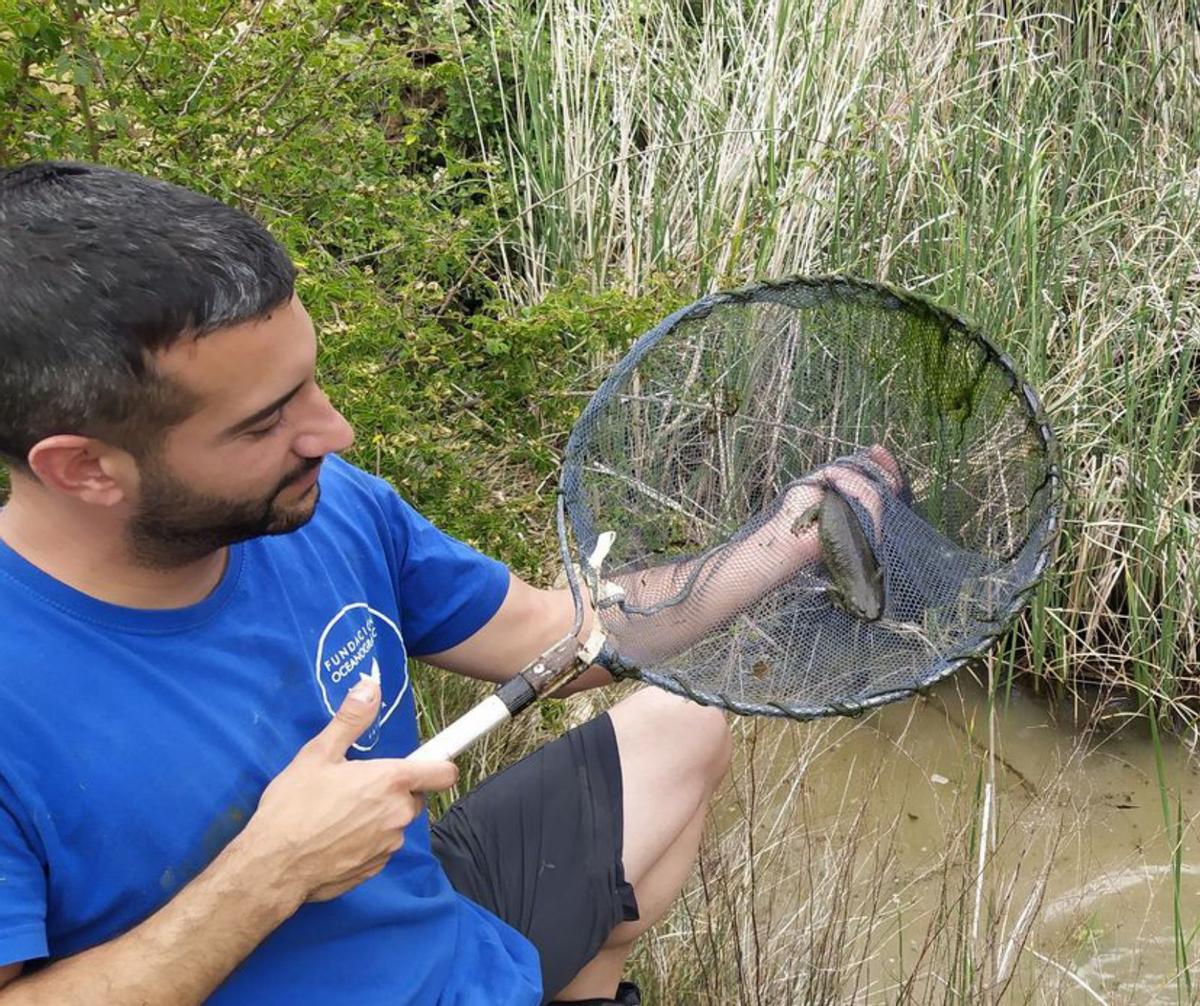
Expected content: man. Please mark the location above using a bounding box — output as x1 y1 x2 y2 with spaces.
0 162 896 1004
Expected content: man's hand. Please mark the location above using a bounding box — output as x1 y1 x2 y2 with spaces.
236 675 458 904
774 443 905 546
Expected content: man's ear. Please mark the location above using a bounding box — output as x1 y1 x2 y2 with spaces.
25 435 137 506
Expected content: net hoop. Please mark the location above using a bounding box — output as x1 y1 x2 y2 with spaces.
559 274 1062 720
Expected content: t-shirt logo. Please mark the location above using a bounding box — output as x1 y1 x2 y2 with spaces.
315 603 409 751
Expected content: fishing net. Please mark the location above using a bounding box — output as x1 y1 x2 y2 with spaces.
559 276 1061 719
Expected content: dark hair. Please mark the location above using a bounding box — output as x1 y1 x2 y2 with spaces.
0 161 297 468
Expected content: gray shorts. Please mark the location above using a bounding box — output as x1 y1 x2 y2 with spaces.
431 713 640 1003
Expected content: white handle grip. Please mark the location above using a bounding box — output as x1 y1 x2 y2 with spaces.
410 694 511 761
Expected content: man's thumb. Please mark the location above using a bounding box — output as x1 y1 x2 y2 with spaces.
314 674 381 758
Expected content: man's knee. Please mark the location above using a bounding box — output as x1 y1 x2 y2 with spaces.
680 700 733 792
611 687 733 793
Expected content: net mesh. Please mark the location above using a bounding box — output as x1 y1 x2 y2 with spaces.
560 276 1060 718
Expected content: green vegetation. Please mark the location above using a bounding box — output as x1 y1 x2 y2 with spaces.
3 0 1197 1001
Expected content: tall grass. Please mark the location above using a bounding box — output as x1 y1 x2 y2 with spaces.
446 2 1199 1001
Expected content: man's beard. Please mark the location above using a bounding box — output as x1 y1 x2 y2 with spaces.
128 456 322 569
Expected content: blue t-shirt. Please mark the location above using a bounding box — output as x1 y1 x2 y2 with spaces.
0 455 542 1004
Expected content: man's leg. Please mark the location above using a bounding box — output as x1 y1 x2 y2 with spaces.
550 687 732 1002
430 686 731 1004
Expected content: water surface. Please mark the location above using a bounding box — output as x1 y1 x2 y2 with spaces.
715 673 1198 1003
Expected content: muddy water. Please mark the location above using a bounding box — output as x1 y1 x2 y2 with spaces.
718 673 1199 1003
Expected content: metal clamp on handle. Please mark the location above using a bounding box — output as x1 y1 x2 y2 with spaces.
518 632 584 699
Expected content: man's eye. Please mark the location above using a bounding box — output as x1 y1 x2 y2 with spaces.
245 413 283 438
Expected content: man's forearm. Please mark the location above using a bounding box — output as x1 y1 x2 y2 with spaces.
0 832 302 1005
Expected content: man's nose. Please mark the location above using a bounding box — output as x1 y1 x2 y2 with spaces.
294 397 354 458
